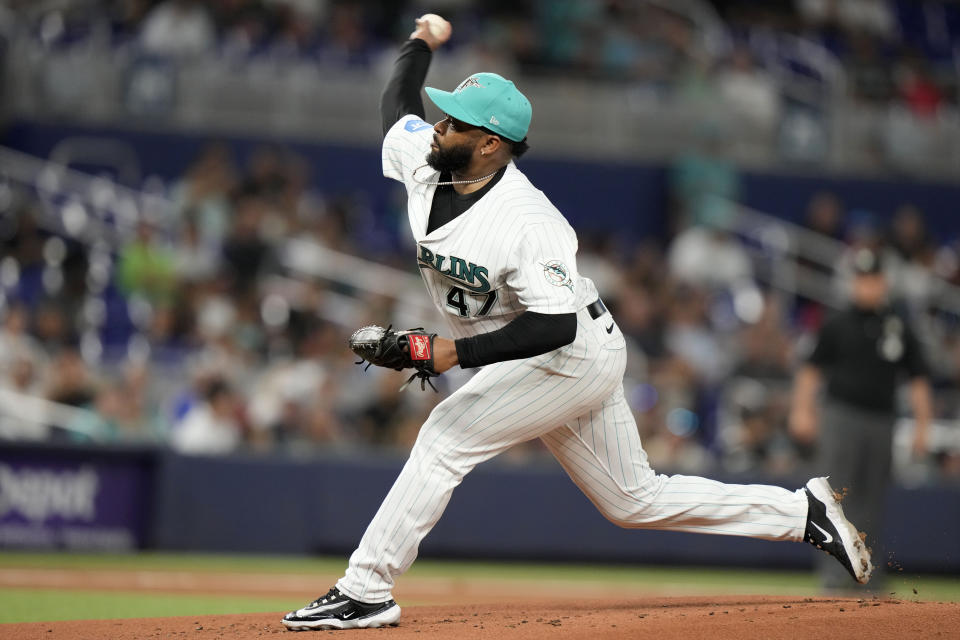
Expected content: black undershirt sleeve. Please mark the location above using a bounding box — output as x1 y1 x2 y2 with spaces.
455 311 577 369
381 38 433 136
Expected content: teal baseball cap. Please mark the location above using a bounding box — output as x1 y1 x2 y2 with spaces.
425 72 531 142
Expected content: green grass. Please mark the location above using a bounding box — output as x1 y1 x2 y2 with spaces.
1 551 959 624
0 588 296 623
0 550 344 574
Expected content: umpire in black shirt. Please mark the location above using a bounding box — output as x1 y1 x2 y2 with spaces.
790 247 933 592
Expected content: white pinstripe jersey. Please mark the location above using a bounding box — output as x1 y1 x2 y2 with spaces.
383 115 599 340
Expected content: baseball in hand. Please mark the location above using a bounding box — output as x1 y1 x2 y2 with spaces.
419 13 451 41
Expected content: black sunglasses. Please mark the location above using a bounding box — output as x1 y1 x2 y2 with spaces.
440 115 500 138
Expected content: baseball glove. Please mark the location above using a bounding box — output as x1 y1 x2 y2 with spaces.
349 325 440 391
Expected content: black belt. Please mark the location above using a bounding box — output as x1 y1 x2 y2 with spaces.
586 298 607 319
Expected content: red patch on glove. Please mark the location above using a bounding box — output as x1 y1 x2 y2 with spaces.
408 334 432 361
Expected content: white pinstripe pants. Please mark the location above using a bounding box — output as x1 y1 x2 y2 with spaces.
338 308 808 602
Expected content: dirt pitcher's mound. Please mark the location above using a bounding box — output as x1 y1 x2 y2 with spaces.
3 596 958 640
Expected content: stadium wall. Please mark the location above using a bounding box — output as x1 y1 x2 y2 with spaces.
2 443 958 573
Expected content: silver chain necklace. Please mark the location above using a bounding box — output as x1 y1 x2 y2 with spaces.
412 164 500 186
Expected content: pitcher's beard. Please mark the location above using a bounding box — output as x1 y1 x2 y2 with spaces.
426 142 474 174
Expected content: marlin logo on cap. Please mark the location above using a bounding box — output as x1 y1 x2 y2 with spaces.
455 76 482 93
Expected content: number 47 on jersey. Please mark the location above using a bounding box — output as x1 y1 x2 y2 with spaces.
446 286 497 318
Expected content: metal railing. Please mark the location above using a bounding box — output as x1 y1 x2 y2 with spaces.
711 202 960 319
0 144 172 247
0 387 103 441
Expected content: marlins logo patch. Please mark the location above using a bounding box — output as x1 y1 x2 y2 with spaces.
542 261 574 292
455 77 483 93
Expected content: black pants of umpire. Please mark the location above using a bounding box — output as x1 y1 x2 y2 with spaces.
817 398 895 593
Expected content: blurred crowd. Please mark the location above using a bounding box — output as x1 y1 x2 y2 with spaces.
1 0 957 118
0 141 428 456
2 134 960 486
1 0 959 481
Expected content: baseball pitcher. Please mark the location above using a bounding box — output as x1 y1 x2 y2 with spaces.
282 15 872 631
